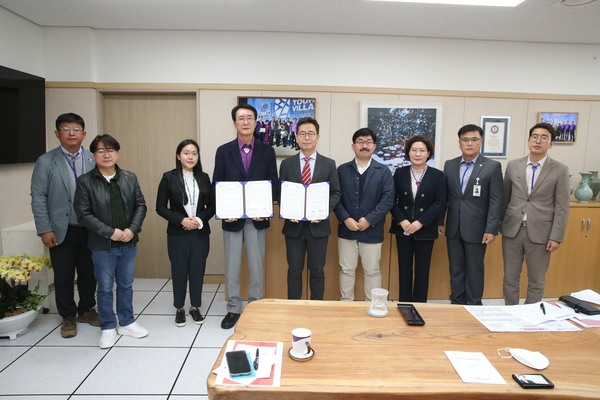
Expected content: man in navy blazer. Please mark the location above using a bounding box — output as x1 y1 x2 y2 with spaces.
440 124 503 305
334 128 394 301
213 104 278 329
280 117 341 300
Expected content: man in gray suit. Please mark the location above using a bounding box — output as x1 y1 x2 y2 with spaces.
31 113 99 338
280 117 341 300
501 122 570 305
440 124 503 305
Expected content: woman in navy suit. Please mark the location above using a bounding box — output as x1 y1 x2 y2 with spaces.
390 136 446 302
156 139 215 326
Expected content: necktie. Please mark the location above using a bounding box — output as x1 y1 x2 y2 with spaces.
531 163 539 192
302 156 312 184
461 161 473 193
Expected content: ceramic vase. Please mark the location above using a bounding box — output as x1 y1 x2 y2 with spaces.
588 171 600 201
0 310 38 340
574 172 593 204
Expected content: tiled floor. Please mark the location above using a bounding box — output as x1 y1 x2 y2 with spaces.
0 278 546 399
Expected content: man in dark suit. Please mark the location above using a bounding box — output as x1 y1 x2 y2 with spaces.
501 123 570 305
213 104 278 329
280 117 341 300
439 124 503 305
335 128 394 301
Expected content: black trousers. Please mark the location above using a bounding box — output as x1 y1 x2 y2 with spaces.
167 232 210 309
285 223 328 300
49 225 96 318
396 235 434 303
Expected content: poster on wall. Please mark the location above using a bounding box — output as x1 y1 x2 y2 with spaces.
360 101 442 174
538 112 578 144
238 97 316 158
480 116 509 158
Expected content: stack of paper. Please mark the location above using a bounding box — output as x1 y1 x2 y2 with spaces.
213 340 283 387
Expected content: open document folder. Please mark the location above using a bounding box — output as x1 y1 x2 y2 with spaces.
213 340 283 387
279 180 330 221
215 181 273 219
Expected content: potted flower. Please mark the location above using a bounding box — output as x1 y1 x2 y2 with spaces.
0 254 51 340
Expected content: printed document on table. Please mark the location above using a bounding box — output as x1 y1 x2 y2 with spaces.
571 289 600 305
444 351 506 384
279 180 330 221
213 340 283 387
464 306 580 332
550 300 600 328
502 301 575 325
215 180 273 219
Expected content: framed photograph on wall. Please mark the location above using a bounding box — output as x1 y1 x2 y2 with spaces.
360 101 442 174
480 116 510 158
538 112 578 144
238 97 316 158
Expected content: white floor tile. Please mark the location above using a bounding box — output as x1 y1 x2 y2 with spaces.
132 278 170 291
70 396 166 400
0 313 61 347
203 283 221 293
172 347 222 395
38 317 102 347
0 346 29 370
75 347 188 395
115 315 200 348
0 346 106 395
193 316 233 348
206 292 228 316
170 396 208 400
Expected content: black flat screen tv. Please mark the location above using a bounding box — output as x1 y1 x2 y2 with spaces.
0 65 46 165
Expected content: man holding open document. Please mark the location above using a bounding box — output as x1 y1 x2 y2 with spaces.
279 117 341 300
213 104 279 329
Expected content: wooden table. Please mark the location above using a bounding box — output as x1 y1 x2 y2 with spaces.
207 299 600 399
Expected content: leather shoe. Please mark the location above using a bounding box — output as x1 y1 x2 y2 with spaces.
221 312 240 329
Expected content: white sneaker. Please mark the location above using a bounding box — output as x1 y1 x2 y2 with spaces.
99 329 118 349
117 322 149 338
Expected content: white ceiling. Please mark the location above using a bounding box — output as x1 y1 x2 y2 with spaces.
1 0 599 45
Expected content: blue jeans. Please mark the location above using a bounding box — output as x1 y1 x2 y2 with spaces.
92 245 137 330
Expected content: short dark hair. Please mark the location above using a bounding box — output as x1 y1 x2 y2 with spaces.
529 122 556 141
352 128 376 144
457 124 483 138
55 113 85 130
297 117 320 134
231 104 257 121
404 135 434 160
90 134 120 153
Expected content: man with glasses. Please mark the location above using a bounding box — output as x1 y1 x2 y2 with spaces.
279 117 341 300
439 124 503 305
213 104 278 329
31 113 99 338
500 123 569 305
334 128 393 301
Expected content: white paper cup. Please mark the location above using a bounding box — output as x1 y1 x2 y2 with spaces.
291 327 312 356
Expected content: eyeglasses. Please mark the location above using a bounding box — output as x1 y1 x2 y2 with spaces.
59 127 83 133
95 148 116 155
355 140 374 146
459 137 481 143
236 116 256 123
297 131 317 138
529 134 551 143
410 148 428 154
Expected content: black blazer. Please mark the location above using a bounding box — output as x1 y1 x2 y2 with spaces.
390 166 446 240
156 169 215 236
212 138 279 232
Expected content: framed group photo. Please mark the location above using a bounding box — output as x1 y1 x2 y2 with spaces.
481 116 510 158
538 112 578 143
238 97 316 158
360 101 442 174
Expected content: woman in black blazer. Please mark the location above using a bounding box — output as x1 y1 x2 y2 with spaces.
156 139 215 327
390 136 446 302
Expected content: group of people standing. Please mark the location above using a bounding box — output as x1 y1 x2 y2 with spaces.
30 107 569 348
254 115 299 148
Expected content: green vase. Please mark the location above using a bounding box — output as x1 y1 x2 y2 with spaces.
589 171 600 201
574 172 593 204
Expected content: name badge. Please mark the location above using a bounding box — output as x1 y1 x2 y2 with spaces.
473 185 481 197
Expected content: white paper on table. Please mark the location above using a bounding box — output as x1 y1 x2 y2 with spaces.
244 180 273 218
213 340 283 387
306 181 330 220
464 306 580 332
279 180 307 220
571 289 600 305
444 351 506 385
215 181 245 219
503 301 575 325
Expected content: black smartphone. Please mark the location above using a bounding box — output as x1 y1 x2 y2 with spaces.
512 374 555 389
225 350 252 376
397 303 425 326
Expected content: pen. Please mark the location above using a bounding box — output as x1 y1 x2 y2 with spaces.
253 348 259 370
540 303 546 315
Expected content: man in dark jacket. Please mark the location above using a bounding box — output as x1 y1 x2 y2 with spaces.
334 128 394 301
74 134 148 349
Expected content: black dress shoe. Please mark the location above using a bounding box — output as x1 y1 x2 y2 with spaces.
221 312 240 329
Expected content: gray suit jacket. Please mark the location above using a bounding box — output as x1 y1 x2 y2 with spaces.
500 155 570 244
280 152 341 238
443 154 503 243
31 146 95 243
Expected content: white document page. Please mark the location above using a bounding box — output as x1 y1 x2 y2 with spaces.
306 181 330 220
571 289 600 305
279 181 307 220
444 351 506 385
215 181 245 219
244 180 273 218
